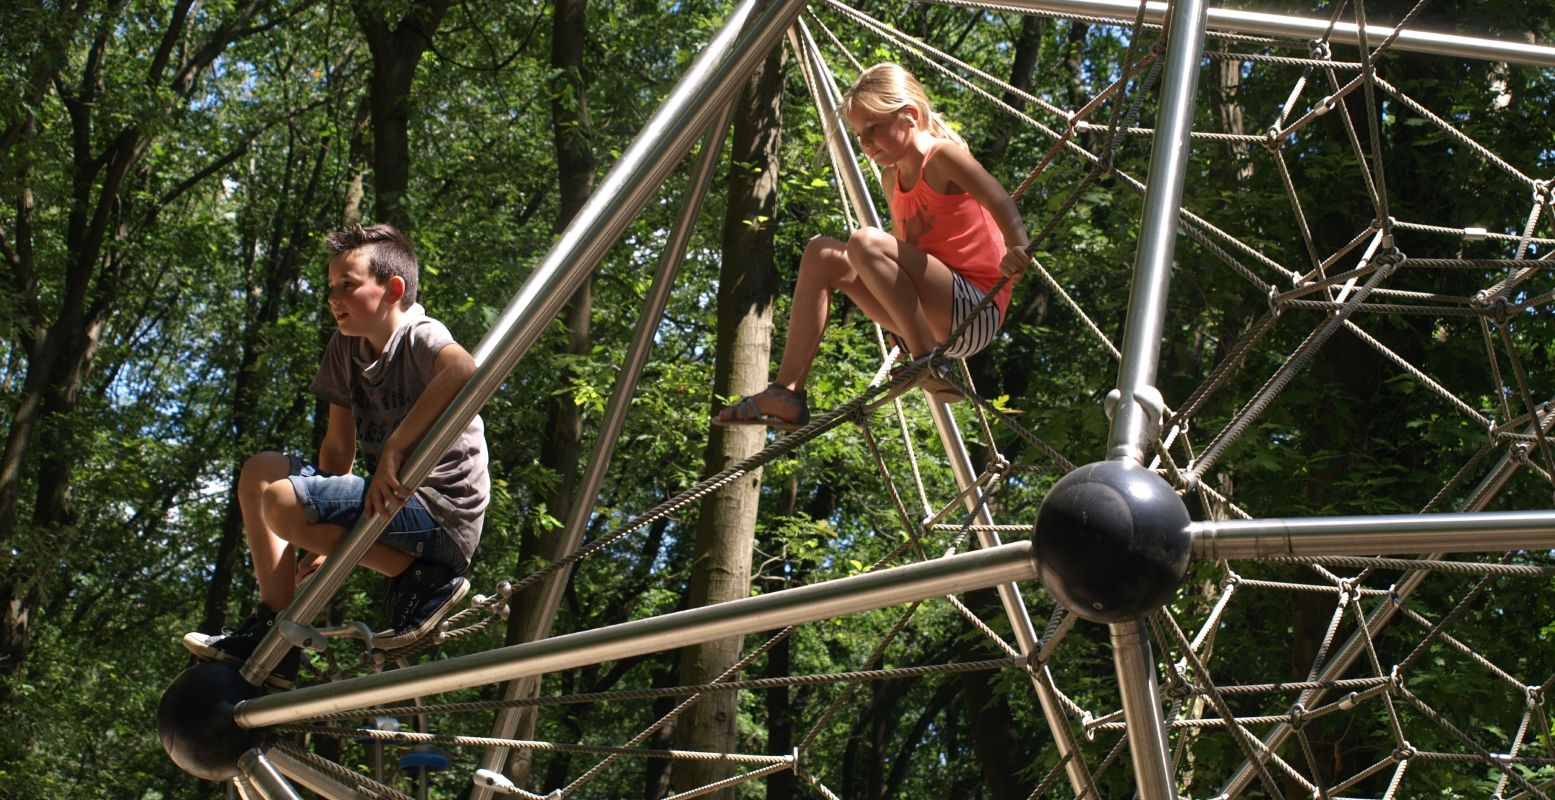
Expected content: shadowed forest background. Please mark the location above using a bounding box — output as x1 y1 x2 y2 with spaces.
1 0 1553 797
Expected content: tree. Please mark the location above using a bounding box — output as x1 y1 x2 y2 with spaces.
670 39 787 798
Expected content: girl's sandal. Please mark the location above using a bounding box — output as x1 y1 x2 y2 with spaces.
712 383 811 432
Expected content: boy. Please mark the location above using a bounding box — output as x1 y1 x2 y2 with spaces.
184 223 490 688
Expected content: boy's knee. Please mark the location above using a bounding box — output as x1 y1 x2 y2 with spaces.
260 478 302 532
240 451 291 487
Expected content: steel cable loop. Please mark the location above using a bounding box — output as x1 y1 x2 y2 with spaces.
1401 606 1529 691
1021 750 1075 800
1189 253 1403 482
1340 320 1492 428
295 657 1028 724
1170 310 1278 429
1264 554 1555 577
1397 686 1554 800
1277 299 1490 317
1156 609 1308 799
1373 75 1537 189
1207 49 1363 70
663 761 795 800
281 725 793 765
484 363 929 609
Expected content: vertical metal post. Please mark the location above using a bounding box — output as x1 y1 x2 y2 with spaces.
469 104 737 800
1112 621 1175 800
792 21 1098 797
1100 0 1209 797
239 0 810 689
1106 0 1209 467
237 749 304 800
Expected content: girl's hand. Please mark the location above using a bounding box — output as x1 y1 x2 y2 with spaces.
366 445 409 518
1000 243 1032 278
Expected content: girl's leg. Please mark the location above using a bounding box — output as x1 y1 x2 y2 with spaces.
717 229 956 423
843 227 957 356
773 235 895 389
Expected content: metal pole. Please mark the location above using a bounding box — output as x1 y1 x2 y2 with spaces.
1097 0 1209 795
240 0 809 688
793 21 1098 797
469 107 737 800
265 748 370 800
924 0 1555 68
235 542 1039 728
1105 0 1207 467
1112 621 1175 800
1191 509 1555 559
237 750 304 800
1217 407 1555 797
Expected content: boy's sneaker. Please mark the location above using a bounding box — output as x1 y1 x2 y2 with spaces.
375 560 469 650
181 606 301 690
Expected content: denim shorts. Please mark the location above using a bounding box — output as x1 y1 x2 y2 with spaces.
286 455 459 569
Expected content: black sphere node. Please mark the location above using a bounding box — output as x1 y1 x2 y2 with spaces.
157 661 269 781
1033 460 1191 624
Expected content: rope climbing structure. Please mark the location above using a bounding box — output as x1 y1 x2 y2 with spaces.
157 0 1555 798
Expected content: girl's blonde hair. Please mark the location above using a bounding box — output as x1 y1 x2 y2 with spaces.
842 63 967 150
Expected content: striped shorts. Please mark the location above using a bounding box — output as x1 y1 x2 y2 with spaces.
941 273 1002 358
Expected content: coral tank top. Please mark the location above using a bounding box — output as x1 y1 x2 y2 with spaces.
888 141 1014 318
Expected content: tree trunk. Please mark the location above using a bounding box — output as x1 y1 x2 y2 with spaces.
670 41 785 799
352 0 454 231
981 15 1045 165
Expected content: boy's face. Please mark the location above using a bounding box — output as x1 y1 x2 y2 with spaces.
326 251 399 338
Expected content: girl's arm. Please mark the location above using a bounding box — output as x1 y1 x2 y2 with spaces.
931 146 1032 276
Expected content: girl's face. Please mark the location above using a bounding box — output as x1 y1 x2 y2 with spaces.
847 105 915 166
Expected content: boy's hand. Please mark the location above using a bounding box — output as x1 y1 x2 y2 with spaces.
367 446 410 518
1000 243 1031 278
296 552 325 585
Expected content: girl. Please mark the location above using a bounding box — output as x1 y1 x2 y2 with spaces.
715 62 1031 430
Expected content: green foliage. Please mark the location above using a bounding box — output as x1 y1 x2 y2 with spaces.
2 0 1554 797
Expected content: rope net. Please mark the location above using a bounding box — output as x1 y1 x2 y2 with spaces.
269 0 1555 797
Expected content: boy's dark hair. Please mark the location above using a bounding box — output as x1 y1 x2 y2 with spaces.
323 223 419 309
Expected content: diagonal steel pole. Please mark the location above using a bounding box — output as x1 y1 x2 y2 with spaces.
236 750 304 800
792 20 1100 798
238 0 809 689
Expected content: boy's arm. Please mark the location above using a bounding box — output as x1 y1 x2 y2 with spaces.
934 147 1031 277
319 403 356 475
365 343 478 518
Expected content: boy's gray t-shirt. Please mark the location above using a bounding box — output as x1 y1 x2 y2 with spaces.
310 306 489 571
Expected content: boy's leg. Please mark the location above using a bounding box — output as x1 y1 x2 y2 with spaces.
260 478 415 588
238 451 300 614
